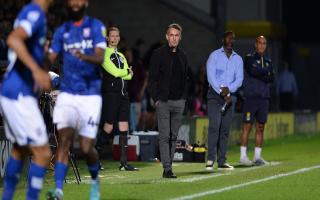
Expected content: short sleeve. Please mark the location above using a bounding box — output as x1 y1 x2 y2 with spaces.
15 6 44 37
49 26 64 55
92 19 107 49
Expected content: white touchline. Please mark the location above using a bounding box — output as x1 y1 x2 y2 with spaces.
64 162 282 185
173 161 281 183
170 165 320 200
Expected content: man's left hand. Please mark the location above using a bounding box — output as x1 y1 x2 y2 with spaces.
74 50 85 61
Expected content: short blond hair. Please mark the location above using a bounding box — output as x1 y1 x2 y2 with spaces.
166 23 182 34
107 27 120 37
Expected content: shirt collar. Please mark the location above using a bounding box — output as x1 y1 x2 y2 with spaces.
166 43 180 53
70 16 89 27
254 51 265 59
220 47 237 56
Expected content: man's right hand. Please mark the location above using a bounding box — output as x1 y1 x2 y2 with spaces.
129 66 134 76
33 68 51 91
220 87 230 97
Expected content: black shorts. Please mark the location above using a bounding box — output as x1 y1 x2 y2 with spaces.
242 99 269 124
100 92 129 125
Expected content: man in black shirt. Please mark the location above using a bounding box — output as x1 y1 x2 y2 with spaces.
148 23 189 178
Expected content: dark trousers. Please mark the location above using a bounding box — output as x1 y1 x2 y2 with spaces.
156 99 185 171
207 89 236 165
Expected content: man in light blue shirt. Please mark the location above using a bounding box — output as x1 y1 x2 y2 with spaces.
205 31 243 171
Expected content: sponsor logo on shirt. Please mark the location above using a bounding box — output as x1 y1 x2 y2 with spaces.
63 33 69 39
246 112 251 121
63 40 93 52
27 11 40 22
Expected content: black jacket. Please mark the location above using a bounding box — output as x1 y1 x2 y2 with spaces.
243 52 275 99
148 44 189 102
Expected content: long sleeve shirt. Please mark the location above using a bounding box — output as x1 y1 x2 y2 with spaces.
101 47 132 94
206 47 243 94
243 52 274 99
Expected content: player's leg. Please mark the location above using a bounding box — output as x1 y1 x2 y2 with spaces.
240 123 253 147
240 123 253 165
49 92 78 198
54 128 75 191
253 122 267 165
253 99 269 166
29 145 52 200
1 95 50 200
2 145 28 200
0 103 26 200
22 105 51 199
80 136 100 179
255 122 265 147
77 94 102 199
254 121 265 159
239 99 256 166
80 135 100 200
46 129 74 200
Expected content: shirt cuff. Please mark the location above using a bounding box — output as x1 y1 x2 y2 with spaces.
95 42 107 49
18 20 32 36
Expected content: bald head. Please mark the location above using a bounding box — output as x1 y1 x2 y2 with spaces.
256 35 267 43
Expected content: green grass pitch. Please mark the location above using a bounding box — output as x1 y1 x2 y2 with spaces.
1 133 320 200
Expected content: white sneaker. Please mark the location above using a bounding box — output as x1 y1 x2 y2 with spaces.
205 160 214 171
240 156 253 166
253 157 269 166
218 163 234 170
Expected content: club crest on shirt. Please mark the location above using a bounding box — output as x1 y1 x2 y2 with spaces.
246 112 251 121
27 11 40 22
63 33 69 39
83 28 91 37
